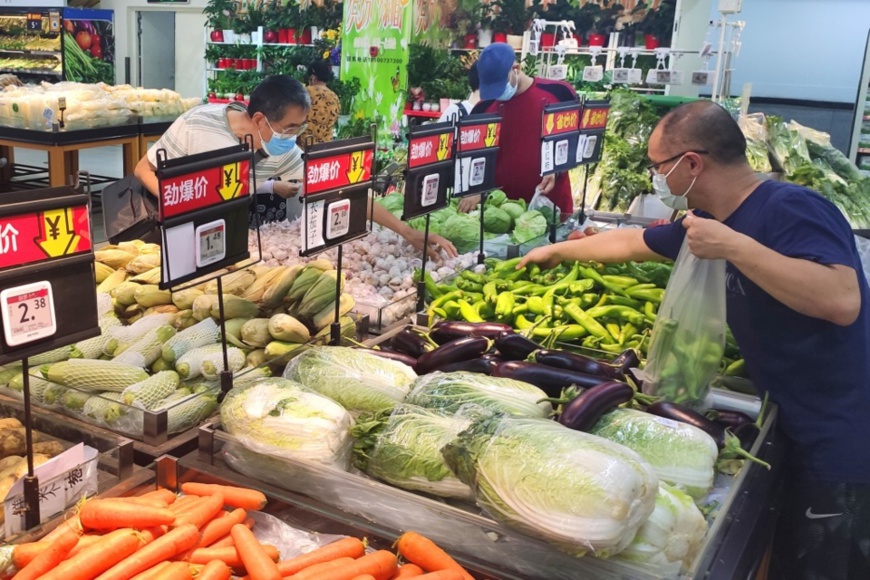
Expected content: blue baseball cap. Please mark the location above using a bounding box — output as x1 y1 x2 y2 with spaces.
478 43 517 101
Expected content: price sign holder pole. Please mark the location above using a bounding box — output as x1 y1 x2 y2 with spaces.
0 181 100 530
574 99 611 227
300 128 377 345
402 121 456 313
453 113 503 264
155 139 260 399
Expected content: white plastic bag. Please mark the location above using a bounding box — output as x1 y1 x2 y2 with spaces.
640 238 727 408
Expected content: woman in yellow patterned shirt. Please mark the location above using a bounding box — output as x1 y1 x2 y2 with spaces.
302 61 340 145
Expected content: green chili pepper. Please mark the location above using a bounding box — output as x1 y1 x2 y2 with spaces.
531 324 587 341
619 323 637 346
606 323 621 342
643 301 658 324
568 279 595 294
461 270 487 284
601 275 638 288
457 299 483 322
483 281 498 304
477 301 495 319
503 267 528 282
527 296 545 315
510 280 536 291
456 278 482 292
628 288 666 303
512 303 529 316
495 292 515 319
430 290 463 310
528 263 541 279
422 271 442 299
564 303 613 342
581 293 599 308
586 305 646 327
494 257 523 273
543 288 557 318
559 262 581 284
515 314 534 330
599 343 625 354
443 300 461 319
724 358 745 377
580 266 630 297
582 335 602 348
625 283 657 293
603 295 644 309
626 262 652 284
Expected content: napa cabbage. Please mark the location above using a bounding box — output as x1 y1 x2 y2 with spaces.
405 371 552 418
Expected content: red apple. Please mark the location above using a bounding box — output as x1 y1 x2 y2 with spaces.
263 29 278 43
210 30 224 42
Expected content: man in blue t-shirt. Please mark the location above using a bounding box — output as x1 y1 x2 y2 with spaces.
520 101 870 579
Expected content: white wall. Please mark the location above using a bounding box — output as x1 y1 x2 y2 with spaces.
100 0 208 98
713 0 870 103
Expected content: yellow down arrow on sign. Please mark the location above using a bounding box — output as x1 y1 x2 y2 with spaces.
545 114 555 135
346 150 366 184
218 162 243 201
484 123 498 147
36 207 80 258
436 133 450 161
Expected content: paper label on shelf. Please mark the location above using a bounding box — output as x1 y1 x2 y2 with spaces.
583 135 598 160
555 139 569 166
303 200 326 250
576 135 587 163
421 173 440 207
541 140 555 174
4 444 98 536
582 65 604 83
162 222 196 284
692 71 710 85
325 199 351 239
1 281 56 347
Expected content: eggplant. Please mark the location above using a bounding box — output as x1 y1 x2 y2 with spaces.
494 331 540 360
430 321 514 345
480 353 506 364
534 349 619 379
390 328 433 358
646 401 727 449
414 336 492 375
492 361 613 398
436 357 498 375
611 349 641 378
559 381 635 431
707 409 754 431
354 347 417 367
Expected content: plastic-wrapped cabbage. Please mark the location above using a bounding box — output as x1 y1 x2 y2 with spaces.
618 482 708 569
442 415 658 558
353 404 473 500
405 372 552 418
283 347 416 416
589 408 718 499
512 210 547 244
221 377 354 469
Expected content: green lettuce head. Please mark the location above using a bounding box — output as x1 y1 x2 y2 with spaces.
512 210 548 243
441 213 482 254
483 206 512 234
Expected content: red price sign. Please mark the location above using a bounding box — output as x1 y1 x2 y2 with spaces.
542 107 581 137
581 106 610 131
305 149 374 196
459 122 500 152
1 281 56 347
160 159 251 219
408 132 454 169
0 205 91 271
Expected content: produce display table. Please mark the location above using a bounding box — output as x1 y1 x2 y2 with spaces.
138 117 175 158
0 122 139 188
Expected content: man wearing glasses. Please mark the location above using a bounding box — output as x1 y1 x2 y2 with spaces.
135 75 456 259
520 100 870 579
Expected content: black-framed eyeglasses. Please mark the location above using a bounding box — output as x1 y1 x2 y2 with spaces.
646 150 708 177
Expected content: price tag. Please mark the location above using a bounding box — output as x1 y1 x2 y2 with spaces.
470 158 486 187
555 139 569 166
26 13 42 32
576 135 587 163
582 65 604 83
421 174 439 207
326 199 351 239
612 68 630 83
1 281 56 347
541 140 555 174
583 135 598 160
547 64 568 80
195 219 226 268
692 71 710 85
628 68 643 84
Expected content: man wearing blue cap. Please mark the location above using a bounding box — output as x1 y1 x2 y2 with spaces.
459 42 577 214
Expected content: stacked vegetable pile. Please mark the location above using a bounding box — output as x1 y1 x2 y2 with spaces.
376 190 553 254
0 241 359 438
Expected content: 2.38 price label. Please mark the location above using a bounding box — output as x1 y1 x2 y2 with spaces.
1 281 57 347
195 219 226 268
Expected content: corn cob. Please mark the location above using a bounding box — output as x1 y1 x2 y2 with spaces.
162 318 220 363
192 294 219 321
172 288 203 310
211 295 259 320
233 366 272 386
83 391 127 424
201 347 245 379
298 270 344 320
241 266 288 303
0 364 22 385
134 285 172 308
314 315 357 344
222 317 250 349
246 349 268 367
42 383 69 405
204 269 256 296
70 316 122 359
267 313 310 343
27 345 73 366
95 249 136 269
125 253 160 274
176 344 224 379
287 262 332 302
111 281 141 307
264 341 304 359
311 293 355 333
174 309 196 330
114 325 177 367
261 264 304 309
107 313 176 351
160 391 218 434
151 358 170 373
129 267 162 285
60 389 91 411
7 372 54 403
139 243 161 255
122 371 180 408
240 319 271 348
116 241 142 255
45 359 149 392
94 262 116 283
144 305 179 316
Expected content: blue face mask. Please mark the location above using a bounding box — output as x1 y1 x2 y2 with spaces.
496 70 518 102
259 117 300 156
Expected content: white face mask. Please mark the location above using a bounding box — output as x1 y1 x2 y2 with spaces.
497 70 518 102
651 155 695 211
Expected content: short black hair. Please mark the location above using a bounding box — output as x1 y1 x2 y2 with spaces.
468 62 480 92
308 60 335 83
656 101 747 166
248 75 310 121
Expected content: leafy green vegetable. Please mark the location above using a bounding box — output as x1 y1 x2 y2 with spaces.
485 189 508 207
512 210 548 243
590 408 719 499
283 346 416 416
500 201 525 224
405 371 552 418
376 193 404 214
442 414 659 558
483 206 512 234
441 213 481 254
352 404 473 499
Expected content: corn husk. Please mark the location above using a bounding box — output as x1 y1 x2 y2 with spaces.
111 281 141 306
267 313 310 343
125 253 161 274
192 294 219 321
222 317 251 349
204 269 256 296
211 295 259 320
240 318 272 348
172 288 203 310
261 264 304 309
94 262 116 283
129 267 162 285
246 349 268 367
116 241 143 255
241 266 289 303
144 305 180 316
134 285 172 308
312 293 355 333
95 249 136 269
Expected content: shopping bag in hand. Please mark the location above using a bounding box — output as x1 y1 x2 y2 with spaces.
639 237 727 408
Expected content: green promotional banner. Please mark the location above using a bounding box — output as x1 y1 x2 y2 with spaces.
341 0 413 130
411 0 450 48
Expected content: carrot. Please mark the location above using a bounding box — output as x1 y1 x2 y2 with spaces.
351 576 377 580
197 507 246 547
80 498 176 530
281 557 356 580
412 572 464 580
41 528 143 580
395 532 472 580
274 537 366 576
139 488 178 504
290 550 398 580
119 496 171 508
130 561 171 580
67 533 104 557
196 560 232 580
11 541 52 569
40 517 83 543
152 561 192 580
206 533 235 549
180 482 267 511
12 527 79 580
169 495 203 513
94 523 200 580
175 492 225 529
187 544 279 567
391 563 425 578
230 524 281 580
